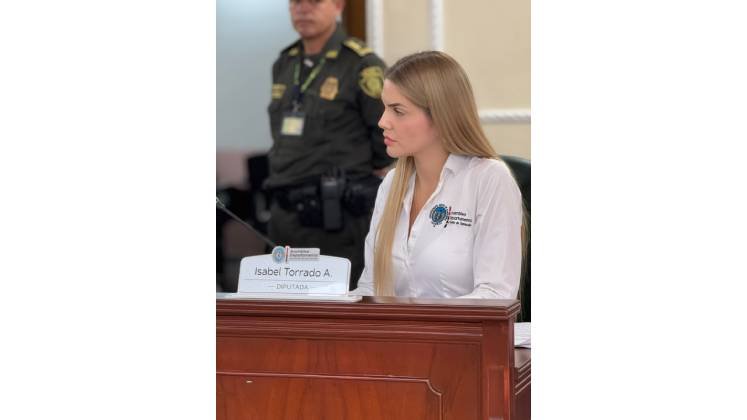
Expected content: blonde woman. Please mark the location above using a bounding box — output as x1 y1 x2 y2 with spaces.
351 51 524 298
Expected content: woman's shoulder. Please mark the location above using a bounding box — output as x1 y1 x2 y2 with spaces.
466 156 514 181
463 157 521 202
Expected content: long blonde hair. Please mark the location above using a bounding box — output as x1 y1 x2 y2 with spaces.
373 51 505 295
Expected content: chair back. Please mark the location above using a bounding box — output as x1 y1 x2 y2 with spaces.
500 155 531 322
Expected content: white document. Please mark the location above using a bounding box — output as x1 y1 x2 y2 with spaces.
514 322 531 348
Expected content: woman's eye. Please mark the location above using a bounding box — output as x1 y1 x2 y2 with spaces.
394 109 404 116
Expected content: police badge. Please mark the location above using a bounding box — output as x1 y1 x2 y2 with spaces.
319 76 339 100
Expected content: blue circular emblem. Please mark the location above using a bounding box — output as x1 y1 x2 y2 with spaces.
271 246 286 264
429 204 449 226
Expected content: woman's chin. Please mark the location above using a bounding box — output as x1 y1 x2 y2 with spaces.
385 145 405 158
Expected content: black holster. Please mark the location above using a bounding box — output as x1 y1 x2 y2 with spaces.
343 175 382 217
274 184 323 228
320 173 346 231
271 172 381 231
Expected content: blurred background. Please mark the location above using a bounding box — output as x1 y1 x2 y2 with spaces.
216 0 530 292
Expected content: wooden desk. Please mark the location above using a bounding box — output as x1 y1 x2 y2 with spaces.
514 348 531 420
217 297 530 419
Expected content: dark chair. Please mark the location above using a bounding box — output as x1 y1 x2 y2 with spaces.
216 153 270 292
246 154 271 234
501 155 530 322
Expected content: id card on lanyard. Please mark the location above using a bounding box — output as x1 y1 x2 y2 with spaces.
281 56 326 137
280 111 305 136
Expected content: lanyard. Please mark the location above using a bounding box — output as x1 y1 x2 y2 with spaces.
293 57 327 98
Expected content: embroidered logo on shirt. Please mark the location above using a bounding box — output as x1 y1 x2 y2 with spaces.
429 204 449 227
446 210 473 228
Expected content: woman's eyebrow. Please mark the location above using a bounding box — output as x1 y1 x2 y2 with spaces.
385 102 406 108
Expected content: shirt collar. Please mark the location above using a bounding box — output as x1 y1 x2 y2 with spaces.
403 170 416 215
403 154 469 214
441 153 471 178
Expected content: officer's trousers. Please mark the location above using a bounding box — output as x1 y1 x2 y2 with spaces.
268 201 370 290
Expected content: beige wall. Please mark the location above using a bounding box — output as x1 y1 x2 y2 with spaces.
382 0 430 62
379 0 530 159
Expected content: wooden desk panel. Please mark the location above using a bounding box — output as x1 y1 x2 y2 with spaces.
514 348 531 420
218 373 442 419
217 297 523 420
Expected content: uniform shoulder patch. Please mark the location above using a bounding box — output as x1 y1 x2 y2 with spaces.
343 38 373 57
271 83 286 100
280 39 302 57
359 66 384 98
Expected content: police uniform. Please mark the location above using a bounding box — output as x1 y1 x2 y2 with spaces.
265 25 393 289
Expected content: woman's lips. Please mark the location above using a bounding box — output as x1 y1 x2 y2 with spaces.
384 136 396 146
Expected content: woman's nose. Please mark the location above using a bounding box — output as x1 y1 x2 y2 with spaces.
378 113 389 131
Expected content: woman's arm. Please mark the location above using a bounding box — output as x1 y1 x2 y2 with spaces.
458 160 523 299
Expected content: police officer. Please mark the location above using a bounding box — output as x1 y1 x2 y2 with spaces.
265 0 393 289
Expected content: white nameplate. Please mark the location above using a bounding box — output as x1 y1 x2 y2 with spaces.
216 292 361 302
236 247 351 297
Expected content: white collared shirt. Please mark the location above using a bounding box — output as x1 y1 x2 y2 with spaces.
352 154 523 299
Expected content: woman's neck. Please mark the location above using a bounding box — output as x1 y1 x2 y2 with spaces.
413 147 449 189
408 147 449 236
